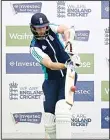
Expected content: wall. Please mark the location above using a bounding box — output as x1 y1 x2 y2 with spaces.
2 1 109 139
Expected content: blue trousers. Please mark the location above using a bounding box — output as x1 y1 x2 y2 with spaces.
42 73 77 114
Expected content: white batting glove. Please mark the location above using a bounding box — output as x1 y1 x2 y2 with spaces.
64 58 74 68
71 54 81 67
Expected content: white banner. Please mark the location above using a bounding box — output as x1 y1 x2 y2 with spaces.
2 1 109 139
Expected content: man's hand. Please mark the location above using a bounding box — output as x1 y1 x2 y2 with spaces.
71 54 81 67
65 41 81 67
64 58 74 68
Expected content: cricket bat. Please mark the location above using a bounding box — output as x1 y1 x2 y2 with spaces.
65 41 76 106
64 26 80 106
65 60 76 106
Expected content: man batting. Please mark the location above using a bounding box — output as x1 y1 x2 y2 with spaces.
29 13 81 139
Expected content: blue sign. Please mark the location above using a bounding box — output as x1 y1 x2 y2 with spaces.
101 108 110 129
75 30 90 41
12 112 42 124
74 81 94 101
101 1 109 19
12 2 42 14
6 53 43 74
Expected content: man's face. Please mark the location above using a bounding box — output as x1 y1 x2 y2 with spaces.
35 26 47 36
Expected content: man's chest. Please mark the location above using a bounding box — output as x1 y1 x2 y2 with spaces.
38 36 60 56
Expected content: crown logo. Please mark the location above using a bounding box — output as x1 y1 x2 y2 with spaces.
57 1 65 5
9 81 18 88
104 27 109 33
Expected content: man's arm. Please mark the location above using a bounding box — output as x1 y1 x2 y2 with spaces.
57 24 71 42
42 55 66 70
30 47 66 70
57 25 81 66
50 24 75 44
49 24 81 66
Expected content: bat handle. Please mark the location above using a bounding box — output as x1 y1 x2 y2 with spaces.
65 41 73 53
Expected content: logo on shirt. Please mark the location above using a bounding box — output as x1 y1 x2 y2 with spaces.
42 45 47 50
49 35 54 41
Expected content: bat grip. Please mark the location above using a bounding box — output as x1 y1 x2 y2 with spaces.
65 41 73 53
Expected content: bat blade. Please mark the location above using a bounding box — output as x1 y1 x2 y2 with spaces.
65 64 76 106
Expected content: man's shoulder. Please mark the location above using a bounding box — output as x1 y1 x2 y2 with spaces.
49 23 59 29
30 37 38 47
49 23 59 33
49 23 59 26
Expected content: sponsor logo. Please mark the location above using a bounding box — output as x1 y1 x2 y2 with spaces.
57 2 92 18
101 1 109 19
75 30 90 41
11 2 42 14
106 57 109 66
6 53 43 74
101 108 110 129
9 81 43 100
101 81 109 101
6 53 94 74
12 112 42 124
67 4 92 17
6 26 32 46
75 81 94 101
57 1 66 18
104 27 109 45
6 26 90 46
71 113 92 126
76 53 94 74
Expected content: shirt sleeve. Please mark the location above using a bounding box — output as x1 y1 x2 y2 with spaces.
49 23 59 33
30 47 48 64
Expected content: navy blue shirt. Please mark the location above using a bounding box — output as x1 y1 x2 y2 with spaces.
30 24 70 80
